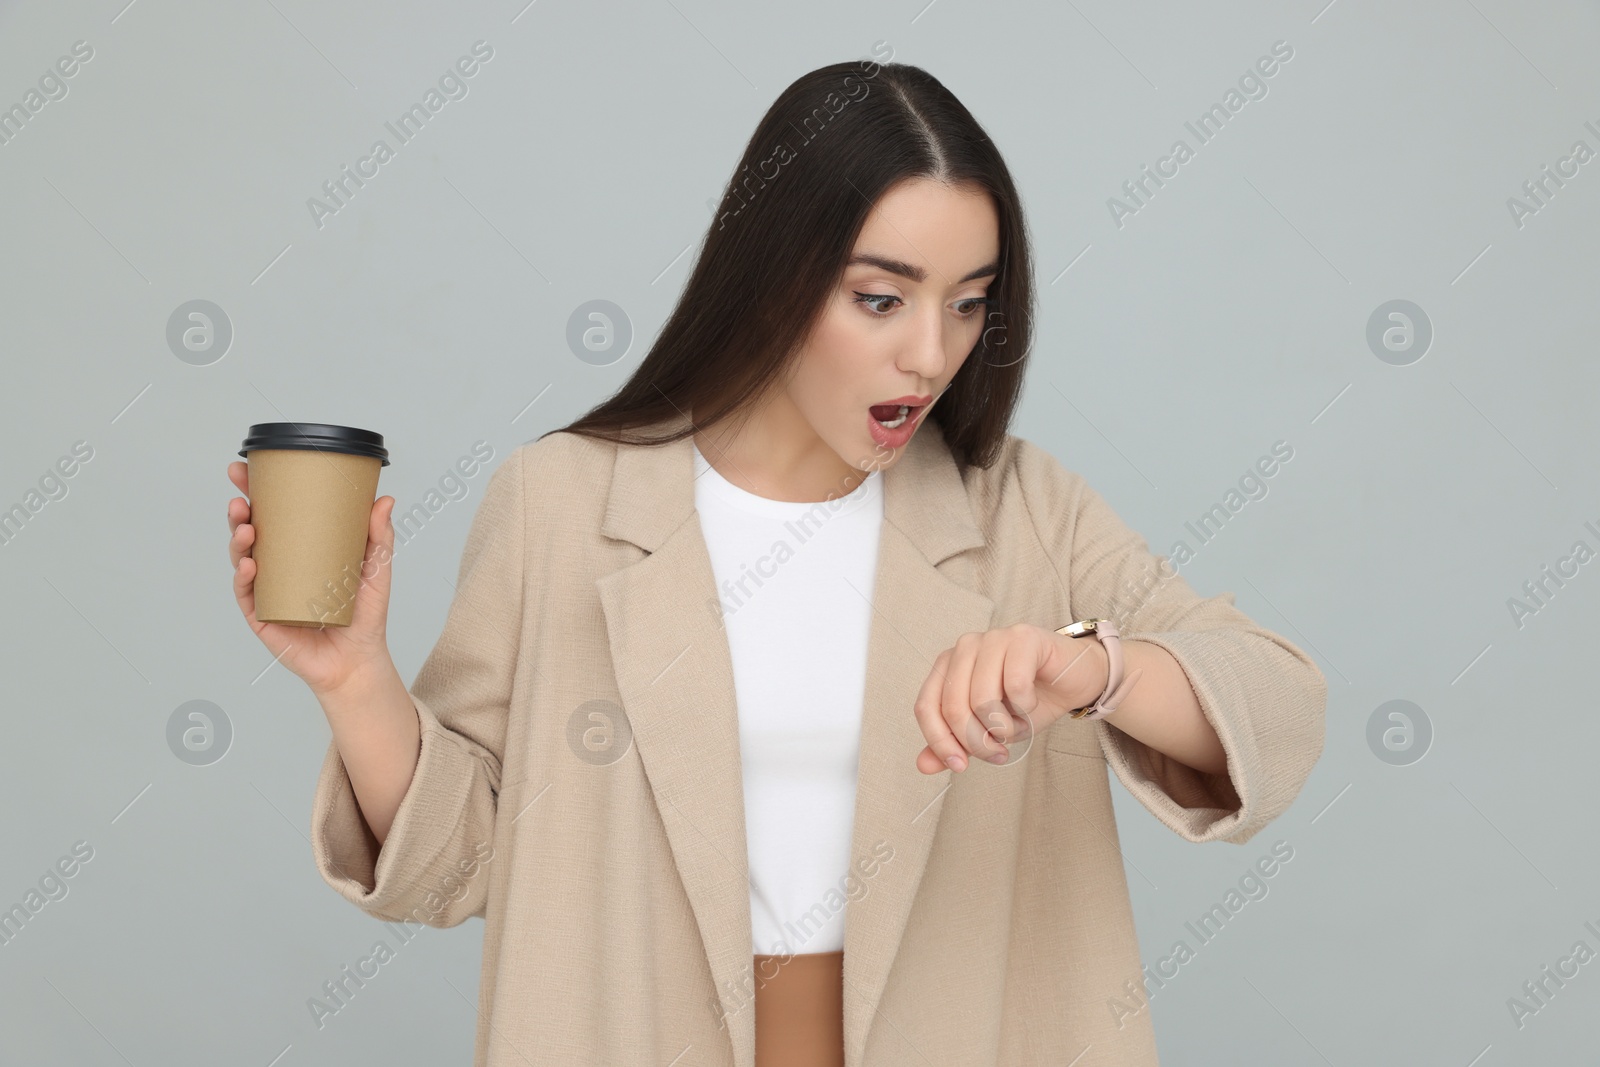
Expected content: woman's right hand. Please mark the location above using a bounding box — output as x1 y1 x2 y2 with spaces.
227 460 399 697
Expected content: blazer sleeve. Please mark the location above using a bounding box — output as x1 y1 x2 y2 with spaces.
1019 439 1326 845
308 443 526 926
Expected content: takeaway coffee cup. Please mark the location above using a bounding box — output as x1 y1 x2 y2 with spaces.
238 423 390 627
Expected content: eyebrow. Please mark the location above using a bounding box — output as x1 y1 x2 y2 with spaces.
845 252 999 285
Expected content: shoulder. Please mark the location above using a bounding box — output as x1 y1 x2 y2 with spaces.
493 430 622 534
957 432 1090 531
500 430 618 495
512 427 614 466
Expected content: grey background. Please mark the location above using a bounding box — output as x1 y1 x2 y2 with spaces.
2 0 1597 1063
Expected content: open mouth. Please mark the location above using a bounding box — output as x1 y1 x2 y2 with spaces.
869 403 922 429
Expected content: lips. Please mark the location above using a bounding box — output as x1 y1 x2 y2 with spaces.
874 393 934 409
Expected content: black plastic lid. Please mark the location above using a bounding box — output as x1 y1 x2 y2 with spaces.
239 423 389 466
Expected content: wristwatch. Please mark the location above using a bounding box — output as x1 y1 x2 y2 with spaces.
1053 618 1129 720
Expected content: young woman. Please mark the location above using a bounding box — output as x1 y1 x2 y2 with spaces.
228 59 1325 1067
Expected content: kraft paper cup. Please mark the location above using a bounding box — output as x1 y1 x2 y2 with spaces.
238 423 390 628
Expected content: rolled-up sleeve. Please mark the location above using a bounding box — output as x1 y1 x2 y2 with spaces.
1019 439 1326 845
309 443 526 925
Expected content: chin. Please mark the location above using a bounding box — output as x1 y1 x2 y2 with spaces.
858 445 906 475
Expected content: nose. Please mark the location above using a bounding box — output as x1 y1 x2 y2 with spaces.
897 304 952 386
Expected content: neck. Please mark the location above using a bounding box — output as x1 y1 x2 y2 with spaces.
691 402 869 503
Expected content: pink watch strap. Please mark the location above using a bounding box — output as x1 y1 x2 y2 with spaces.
1056 618 1139 720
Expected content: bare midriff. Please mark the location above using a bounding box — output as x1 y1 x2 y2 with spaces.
751 950 844 1067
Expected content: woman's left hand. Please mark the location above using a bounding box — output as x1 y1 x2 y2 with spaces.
913 623 1107 774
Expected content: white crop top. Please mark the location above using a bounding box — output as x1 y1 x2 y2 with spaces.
690 440 884 956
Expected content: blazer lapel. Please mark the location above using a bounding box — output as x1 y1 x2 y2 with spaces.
836 429 994 1067
594 411 993 1067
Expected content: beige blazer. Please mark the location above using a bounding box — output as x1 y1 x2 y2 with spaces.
310 410 1326 1066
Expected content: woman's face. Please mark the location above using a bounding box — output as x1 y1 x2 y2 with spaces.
783 177 1001 475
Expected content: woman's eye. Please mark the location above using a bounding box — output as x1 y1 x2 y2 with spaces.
852 292 902 314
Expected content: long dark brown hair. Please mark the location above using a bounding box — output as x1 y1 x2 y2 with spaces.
543 58 1035 472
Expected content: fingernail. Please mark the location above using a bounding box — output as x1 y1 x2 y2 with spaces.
945 755 965 772
988 751 1008 765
